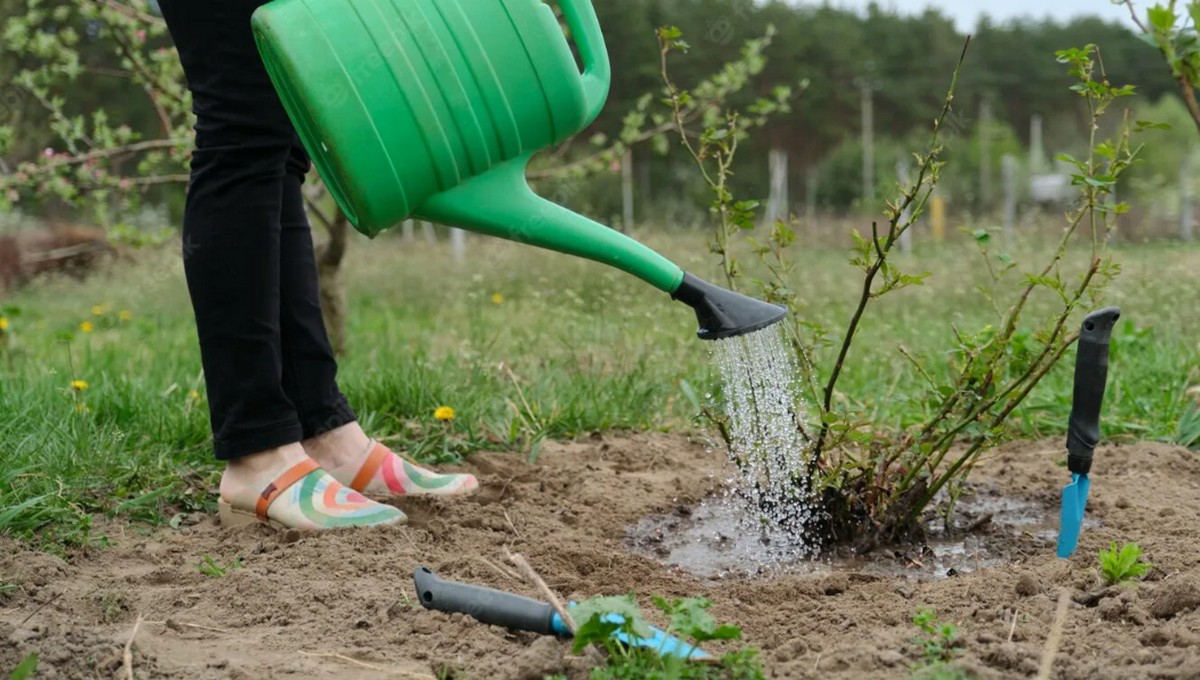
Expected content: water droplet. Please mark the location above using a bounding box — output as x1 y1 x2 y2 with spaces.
710 324 820 569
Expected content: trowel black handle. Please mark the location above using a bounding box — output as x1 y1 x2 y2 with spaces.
412 567 557 635
1066 306 1121 475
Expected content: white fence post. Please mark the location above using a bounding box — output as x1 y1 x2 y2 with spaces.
1029 114 1045 175
805 168 817 228
450 227 466 262
1002 153 1018 248
979 96 993 209
766 148 788 226
421 221 437 244
1182 150 1195 243
896 157 912 253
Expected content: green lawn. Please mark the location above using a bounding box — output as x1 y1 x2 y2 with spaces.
1 225 1197 549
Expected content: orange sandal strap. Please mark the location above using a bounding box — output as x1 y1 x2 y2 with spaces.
255 458 321 520
349 440 390 492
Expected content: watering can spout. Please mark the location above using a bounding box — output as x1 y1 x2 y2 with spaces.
414 154 787 341
670 273 788 340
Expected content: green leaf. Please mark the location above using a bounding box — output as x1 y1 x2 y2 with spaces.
707 624 744 641
8 653 38 680
677 379 702 414
1084 175 1117 188
1138 31 1164 49
568 594 653 653
571 615 621 655
1135 119 1172 132
1147 5 1177 33
658 595 746 644
657 26 682 41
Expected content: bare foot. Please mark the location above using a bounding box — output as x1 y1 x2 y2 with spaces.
304 423 480 498
218 442 404 530
301 422 372 470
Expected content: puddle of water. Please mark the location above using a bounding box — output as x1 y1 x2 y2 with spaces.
626 484 1101 581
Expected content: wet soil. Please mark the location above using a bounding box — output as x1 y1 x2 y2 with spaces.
3 434 1199 679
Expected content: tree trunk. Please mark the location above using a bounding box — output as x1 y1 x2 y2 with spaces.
315 209 349 357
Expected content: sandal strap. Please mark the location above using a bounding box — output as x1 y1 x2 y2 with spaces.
349 439 391 492
255 458 321 520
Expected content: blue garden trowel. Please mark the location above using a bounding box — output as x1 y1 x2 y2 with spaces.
412 567 710 661
1056 306 1122 559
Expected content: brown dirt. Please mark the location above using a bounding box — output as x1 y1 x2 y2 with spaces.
3 433 1199 679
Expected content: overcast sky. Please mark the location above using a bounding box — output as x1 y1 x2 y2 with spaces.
803 0 1136 33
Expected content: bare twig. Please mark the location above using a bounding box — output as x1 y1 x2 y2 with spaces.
1122 0 1150 33
99 0 165 26
504 549 575 633
143 619 231 634
1008 608 1019 642
18 591 63 625
122 613 144 680
476 556 521 583
1036 589 1071 680
502 508 521 538
18 139 186 174
298 651 386 671
814 36 972 459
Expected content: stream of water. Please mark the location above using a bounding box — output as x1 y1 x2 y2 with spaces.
706 324 821 567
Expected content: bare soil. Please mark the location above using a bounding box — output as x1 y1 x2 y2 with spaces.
3 433 1199 679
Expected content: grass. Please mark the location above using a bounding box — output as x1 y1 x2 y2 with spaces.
0 223 1197 550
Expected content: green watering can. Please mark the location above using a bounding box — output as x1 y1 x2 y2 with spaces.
250 0 784 340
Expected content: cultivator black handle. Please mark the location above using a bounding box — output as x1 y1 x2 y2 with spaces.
412 567 559 635
1066 306 1121 475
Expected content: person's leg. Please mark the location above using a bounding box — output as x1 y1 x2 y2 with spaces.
158 0 402 528
261 80 478 497
273 155 479 498
275 156 357 444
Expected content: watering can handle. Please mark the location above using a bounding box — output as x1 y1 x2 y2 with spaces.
557 0 611 124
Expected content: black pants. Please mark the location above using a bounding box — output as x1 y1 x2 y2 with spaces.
160 0 356 461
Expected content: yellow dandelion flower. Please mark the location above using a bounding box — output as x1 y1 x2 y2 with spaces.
434 405 455 421
75 402 88 414
0 317 8 331
490 293 504 305
188 390 200 400
91 304 106 316
70 379 88 391
118 310 133 321
80 321 94 333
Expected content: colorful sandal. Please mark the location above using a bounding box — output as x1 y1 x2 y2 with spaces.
342 439 480 499
217 458 406 531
